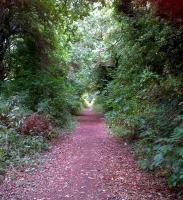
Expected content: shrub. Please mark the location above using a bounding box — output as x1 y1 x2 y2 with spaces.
96 10 183 195
0 125 48 172
20 114 51 137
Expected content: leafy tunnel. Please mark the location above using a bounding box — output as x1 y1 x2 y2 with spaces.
0 0 183 198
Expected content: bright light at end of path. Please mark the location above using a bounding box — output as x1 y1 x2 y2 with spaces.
83 93 95 108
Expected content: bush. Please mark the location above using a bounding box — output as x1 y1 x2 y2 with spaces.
20 114 51 137
95 11 183 195
0 125 48 172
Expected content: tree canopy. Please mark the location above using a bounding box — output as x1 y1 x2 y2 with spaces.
0 0 183 197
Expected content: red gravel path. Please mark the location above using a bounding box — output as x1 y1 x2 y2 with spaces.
0 109 178 200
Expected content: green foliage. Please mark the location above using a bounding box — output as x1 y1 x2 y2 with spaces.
0 125 48 172
0 0 183 196
92 95 105 114
93 8 183 195
0 0 97 174
69 7 113 92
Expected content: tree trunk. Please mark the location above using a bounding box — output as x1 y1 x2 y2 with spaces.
118 0 134 17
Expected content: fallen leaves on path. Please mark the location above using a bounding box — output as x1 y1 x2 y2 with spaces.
0 109 178 200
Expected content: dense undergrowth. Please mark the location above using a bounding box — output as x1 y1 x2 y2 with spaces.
0 0 183 197
0 0 92 176
92 1 183 197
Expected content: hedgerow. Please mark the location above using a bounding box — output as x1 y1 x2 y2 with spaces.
93 2 183 196
0 0 94 175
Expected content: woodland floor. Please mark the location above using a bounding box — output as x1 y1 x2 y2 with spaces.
0 109 178 200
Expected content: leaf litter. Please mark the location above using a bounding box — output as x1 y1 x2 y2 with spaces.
0 109 179 200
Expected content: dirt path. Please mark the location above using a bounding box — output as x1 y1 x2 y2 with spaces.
0 109 177 200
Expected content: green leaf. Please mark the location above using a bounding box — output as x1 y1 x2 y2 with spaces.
153 153 164 166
